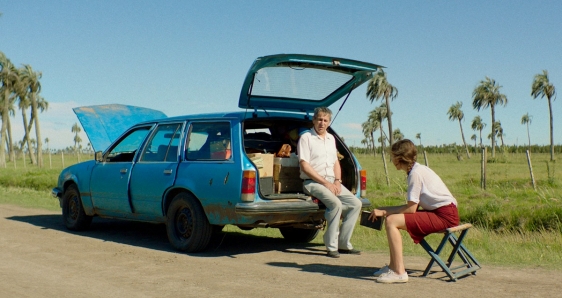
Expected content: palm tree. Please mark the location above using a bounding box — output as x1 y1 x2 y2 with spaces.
393 128 404 141
360 138 370 154
416 132 423 148
521 113 532 154
366 69 398 146
361 114 378 157
447 101 470 159
1 92 16 162
372 103 389 151
15 67 36 165
415 133 422 148
471 134 477 151
472 77 508 158
494 121 505 147
74 135 82 154
20 64 45 167
72 123 82 154
0 52 19 167
531 70 556 161
471 116 486 148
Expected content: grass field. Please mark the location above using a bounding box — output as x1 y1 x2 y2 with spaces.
0 151 561 269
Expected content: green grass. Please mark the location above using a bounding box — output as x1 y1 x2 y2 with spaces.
1 152 561 269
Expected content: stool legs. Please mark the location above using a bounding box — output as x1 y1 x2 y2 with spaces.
420 229 481 282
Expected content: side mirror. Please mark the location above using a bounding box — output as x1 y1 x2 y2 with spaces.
95 151 104 162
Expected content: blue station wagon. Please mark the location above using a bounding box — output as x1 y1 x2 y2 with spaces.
52 54 380 252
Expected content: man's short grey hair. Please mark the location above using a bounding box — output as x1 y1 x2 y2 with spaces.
313 107 332 120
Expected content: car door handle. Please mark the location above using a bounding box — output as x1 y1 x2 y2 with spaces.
163 169 173 174
120 168 128 174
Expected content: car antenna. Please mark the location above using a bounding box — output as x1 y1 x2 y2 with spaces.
331 86 354 124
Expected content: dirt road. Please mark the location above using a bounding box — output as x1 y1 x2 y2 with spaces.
0 204 559 298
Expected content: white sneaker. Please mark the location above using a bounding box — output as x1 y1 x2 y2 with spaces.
376 269 409 284
373 265 390 277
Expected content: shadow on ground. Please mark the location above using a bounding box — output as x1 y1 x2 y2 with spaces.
267 261 380 281
6 213 323 257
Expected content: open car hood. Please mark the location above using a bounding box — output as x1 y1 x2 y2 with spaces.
73 104 167 152
238 54 382 113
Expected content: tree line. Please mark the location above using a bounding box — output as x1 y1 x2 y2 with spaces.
362 70 557 161
0 51 48 167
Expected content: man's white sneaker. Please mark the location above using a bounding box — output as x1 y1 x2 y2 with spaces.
376 269 409 284
373 265 390 277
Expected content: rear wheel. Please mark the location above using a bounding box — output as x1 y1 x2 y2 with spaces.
62 184 93 230
166 192 212 252
279 227 320 243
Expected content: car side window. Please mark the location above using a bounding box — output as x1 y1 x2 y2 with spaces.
105 127 151 162
186 122 231 160
140 123 182 162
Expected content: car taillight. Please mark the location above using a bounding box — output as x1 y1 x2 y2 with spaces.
241 170 256 202
360 169 367 197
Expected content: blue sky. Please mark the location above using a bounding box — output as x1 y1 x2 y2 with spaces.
1 1 561 149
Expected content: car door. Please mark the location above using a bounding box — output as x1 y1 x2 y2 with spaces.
90 126 152 216
176 121 237 223
129 122 183 217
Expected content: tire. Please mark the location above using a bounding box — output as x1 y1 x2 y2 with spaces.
62 184 93 231
166 192 212 252
279 227 320 243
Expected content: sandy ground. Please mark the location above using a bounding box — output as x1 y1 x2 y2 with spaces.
1 204 560 298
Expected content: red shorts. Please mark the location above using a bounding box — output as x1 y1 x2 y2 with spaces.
404 203 459 244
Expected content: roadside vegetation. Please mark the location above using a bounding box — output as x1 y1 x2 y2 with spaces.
0 152 560 269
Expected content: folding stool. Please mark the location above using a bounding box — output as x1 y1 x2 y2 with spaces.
419 223 482 282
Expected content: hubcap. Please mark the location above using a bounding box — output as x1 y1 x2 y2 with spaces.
176 207 193 239
69 196 79 221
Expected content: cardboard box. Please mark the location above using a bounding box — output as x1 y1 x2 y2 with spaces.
247 153 274 177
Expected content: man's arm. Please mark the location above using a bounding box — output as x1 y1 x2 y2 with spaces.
300 159 340 195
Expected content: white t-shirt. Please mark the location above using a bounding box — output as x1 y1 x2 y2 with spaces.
297 129 337 180
407 162 457 210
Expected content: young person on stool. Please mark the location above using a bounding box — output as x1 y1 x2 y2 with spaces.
298 107 362 258
368 139 459 283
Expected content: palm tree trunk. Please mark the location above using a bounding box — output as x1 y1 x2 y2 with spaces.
30 93 43 167
0 88 10 167
21 109 37 165
526 123 531 154
479 129 483 148
491 106 496 158
459 120 470 159
6 116 15 162
385 95 394 146
370 131 376 157
380 129 389 187
548 96 554 161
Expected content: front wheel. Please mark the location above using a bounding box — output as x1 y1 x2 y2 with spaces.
166 192 212 252
62 184 93 230
279 227 320 243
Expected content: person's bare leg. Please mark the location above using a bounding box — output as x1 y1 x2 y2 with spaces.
385 214 407 274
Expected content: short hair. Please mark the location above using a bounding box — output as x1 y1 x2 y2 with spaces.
391 139 417 169
313 107 332 120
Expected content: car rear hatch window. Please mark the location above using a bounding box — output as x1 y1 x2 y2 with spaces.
238 54 382 113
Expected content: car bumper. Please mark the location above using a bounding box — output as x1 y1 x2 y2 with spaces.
235 197 371 215
52 187 63 208
52 187 62 198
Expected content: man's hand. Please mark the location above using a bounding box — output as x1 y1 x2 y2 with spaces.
323 181 341 195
